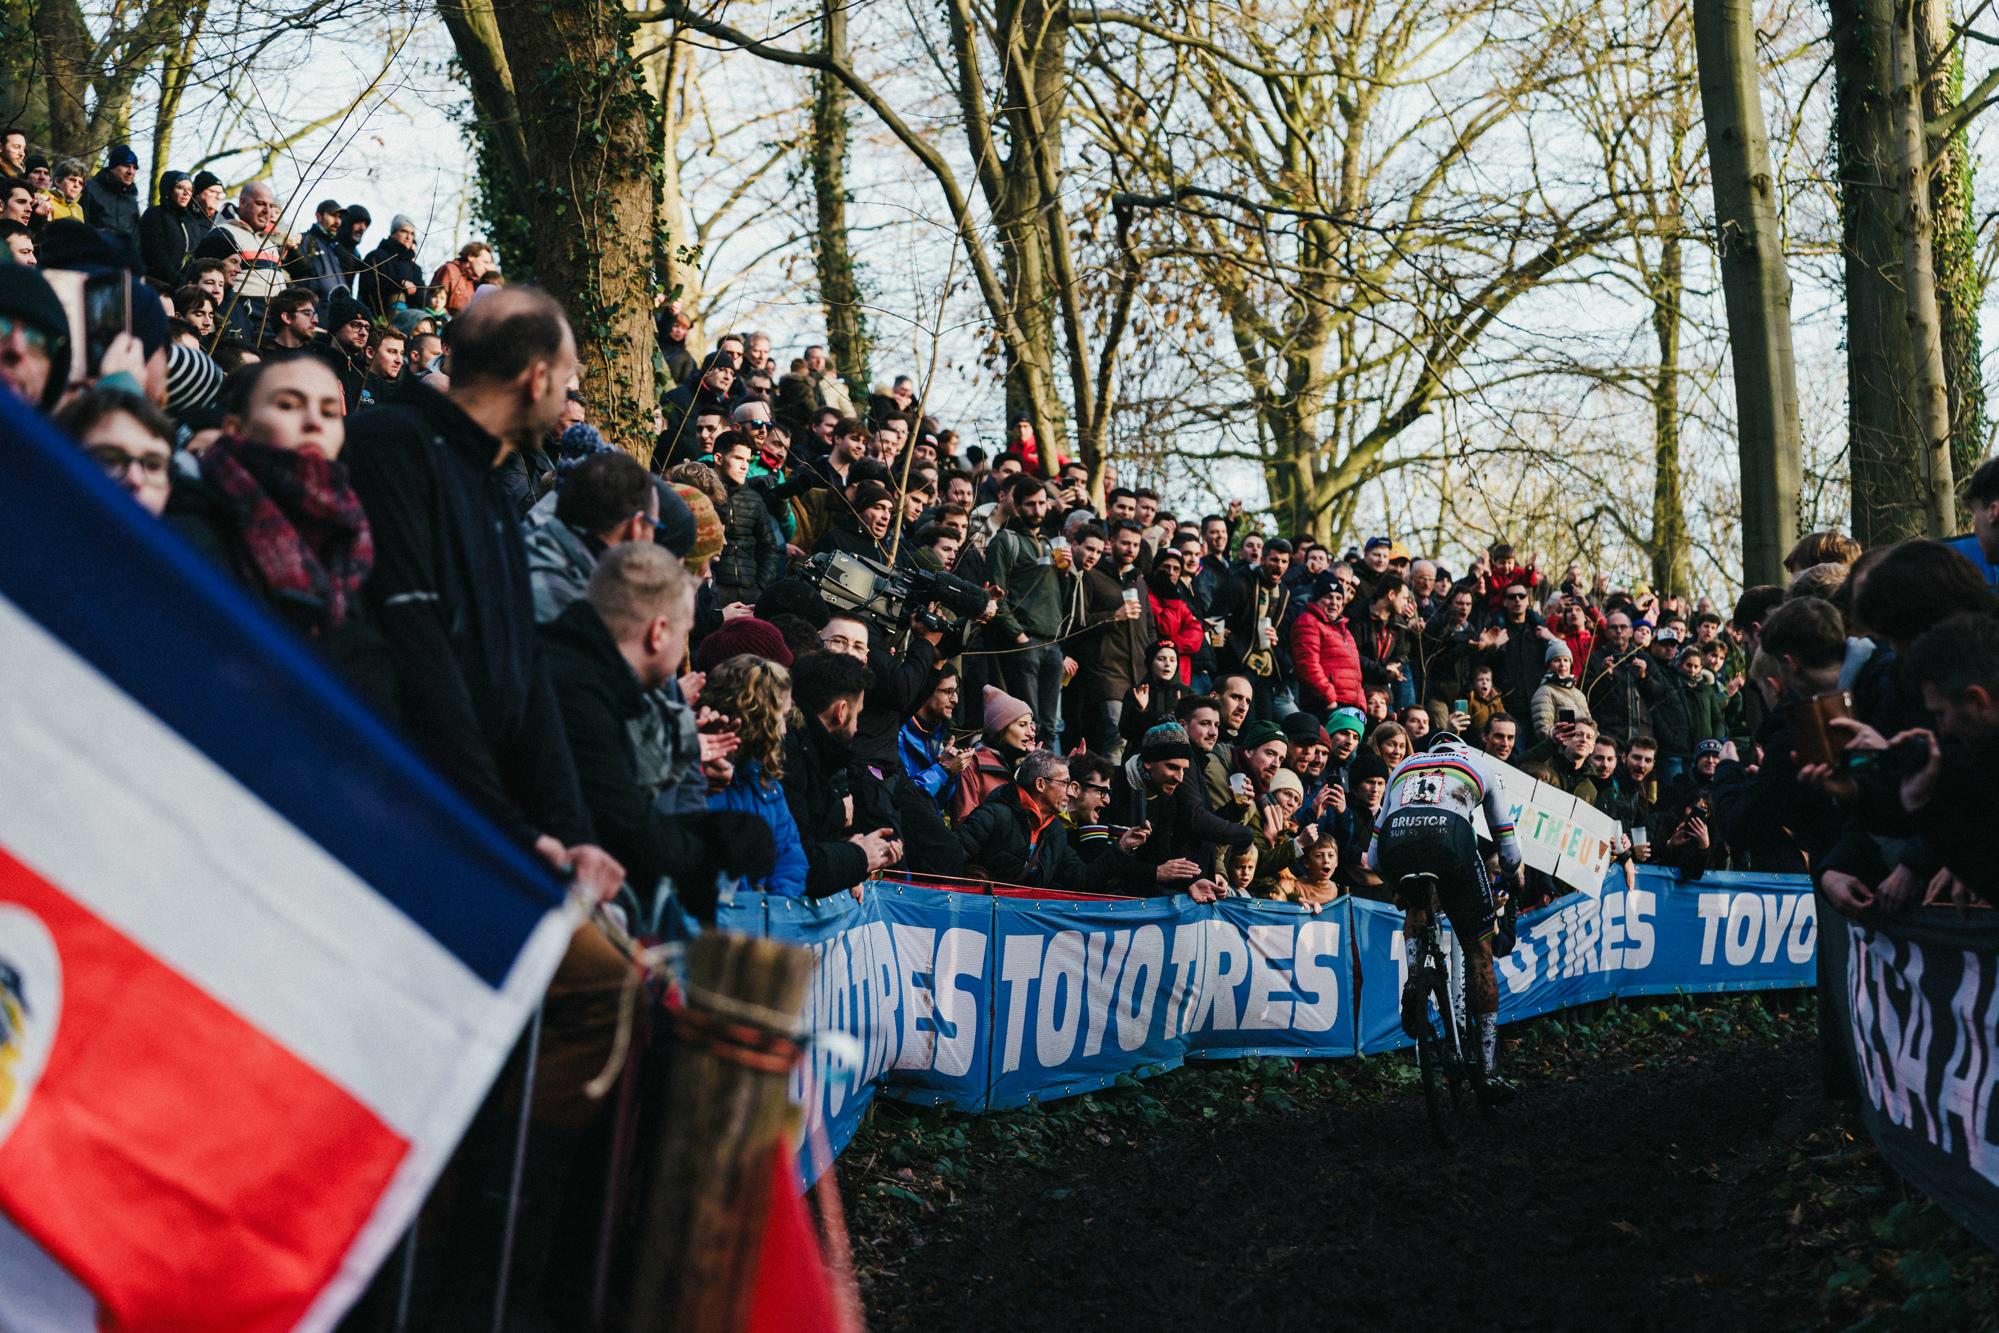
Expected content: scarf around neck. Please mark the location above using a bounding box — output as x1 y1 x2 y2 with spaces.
200 433 373 632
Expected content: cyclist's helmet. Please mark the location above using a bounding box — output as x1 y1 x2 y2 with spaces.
1425 730 1469 754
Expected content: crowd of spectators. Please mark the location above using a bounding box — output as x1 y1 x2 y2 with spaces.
4 128 1998 927
10 129 1999 1328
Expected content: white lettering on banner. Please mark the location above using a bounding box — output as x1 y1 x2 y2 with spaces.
1036 930 1087 1067
1165 924 1204 1037
1499 889 1657 994
1187 921 1249 1032
891 924 937 1072
1291 921 1343 1033
1937 951 1999 1181
1242 925 1294 1031
1114 925 1165 1053
999 934 1043 1074
932 927 985 1078
1081 932 1132 1058
1699 891 1817 967
1848 925 1939 1148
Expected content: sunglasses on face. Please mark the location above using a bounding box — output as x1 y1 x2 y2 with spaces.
0 312 59 355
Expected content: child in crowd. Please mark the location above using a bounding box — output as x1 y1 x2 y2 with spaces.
1273 839 1342 910
1224 843 1259 897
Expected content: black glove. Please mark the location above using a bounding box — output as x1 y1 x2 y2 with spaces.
699 810 779 880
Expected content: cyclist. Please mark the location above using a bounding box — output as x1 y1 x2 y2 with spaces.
1363 731 1524 1103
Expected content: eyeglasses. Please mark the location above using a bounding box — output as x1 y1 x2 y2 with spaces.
1504 592 1530 600
739 419 770 431
821 635 867 654
0 313 58 355
1081 782 1112 794
632 510 659 532
85 444 170 483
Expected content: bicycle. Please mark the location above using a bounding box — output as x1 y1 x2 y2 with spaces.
1399 871 1477 1151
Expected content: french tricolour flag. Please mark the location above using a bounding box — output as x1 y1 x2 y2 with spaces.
0 392 578 1329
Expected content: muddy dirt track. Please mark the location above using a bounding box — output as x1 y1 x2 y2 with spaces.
849 1040 1825 1332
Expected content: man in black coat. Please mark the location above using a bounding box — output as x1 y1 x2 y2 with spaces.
956 751 1150 891
359 213 428 317
81 144 141 252
781 650 903 898
343 287 620 894
1105 720 1254 893
1485 577 1551 717
540 543 775 921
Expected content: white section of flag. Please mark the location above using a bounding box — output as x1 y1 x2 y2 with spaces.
0 592 578 1330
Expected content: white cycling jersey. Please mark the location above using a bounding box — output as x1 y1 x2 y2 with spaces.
1364 745 1523 875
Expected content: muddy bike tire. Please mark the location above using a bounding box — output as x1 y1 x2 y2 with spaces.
1415 965 1458 1151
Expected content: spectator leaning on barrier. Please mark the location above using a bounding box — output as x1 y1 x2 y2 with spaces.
341 288 619 897
783 649 903 899
1103 721 1250 895
956 749 1153 892
539 542 774 922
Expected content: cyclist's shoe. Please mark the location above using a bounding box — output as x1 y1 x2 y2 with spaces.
1400 970 1433 1040
1476 1072 1519 1107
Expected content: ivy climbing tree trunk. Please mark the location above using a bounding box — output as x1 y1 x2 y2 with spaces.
1919 0 1987 524
1831 0 1940 543
810 0 870 391
1886 0 1956 535
491 0 658 453
441 0 537 276
1692 0 1802 585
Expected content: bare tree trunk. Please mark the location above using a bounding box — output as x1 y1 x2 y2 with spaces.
809 0 870 391
1691 0 1802 585
492 0 658 451
1832 0 1932 543
648 35 704 342
32 0 92 152
1649 220 1692 596
150 2 207 193
1888 0 1956 534
1918 0 1987 522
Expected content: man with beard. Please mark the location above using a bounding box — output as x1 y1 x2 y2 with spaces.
332 204 371 296
1105 721 1253 893
1073 518 1153 758
359 214 427 317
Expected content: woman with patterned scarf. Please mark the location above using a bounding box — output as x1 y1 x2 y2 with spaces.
166 356 396 715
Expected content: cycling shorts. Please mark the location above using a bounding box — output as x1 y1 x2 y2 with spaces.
1376 808 1498 942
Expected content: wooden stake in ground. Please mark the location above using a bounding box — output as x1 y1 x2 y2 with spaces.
626 932 816 1333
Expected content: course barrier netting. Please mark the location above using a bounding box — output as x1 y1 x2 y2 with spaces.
702 866 1822 1181
1820 903 1999 1251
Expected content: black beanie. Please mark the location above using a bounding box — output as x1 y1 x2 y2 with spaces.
0 264 71 408
1351 750 1391 786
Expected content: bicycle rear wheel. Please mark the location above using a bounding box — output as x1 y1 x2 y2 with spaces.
1415 965 1458 1151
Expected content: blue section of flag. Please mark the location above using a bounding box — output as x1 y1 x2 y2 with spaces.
0 391 563 987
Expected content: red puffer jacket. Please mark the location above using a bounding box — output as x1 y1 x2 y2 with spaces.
1148 589 1203 685
1291 602 1362 711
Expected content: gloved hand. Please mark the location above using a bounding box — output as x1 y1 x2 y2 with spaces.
699 810 778 880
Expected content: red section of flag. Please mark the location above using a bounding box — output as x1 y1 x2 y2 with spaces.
747 1142 842 1333
0 847 408 1332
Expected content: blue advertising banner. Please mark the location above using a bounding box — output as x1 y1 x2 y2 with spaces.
987 893 1205 1109
714 866 1817 1181
1185 897 1357 1061
1614 870 1817 996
